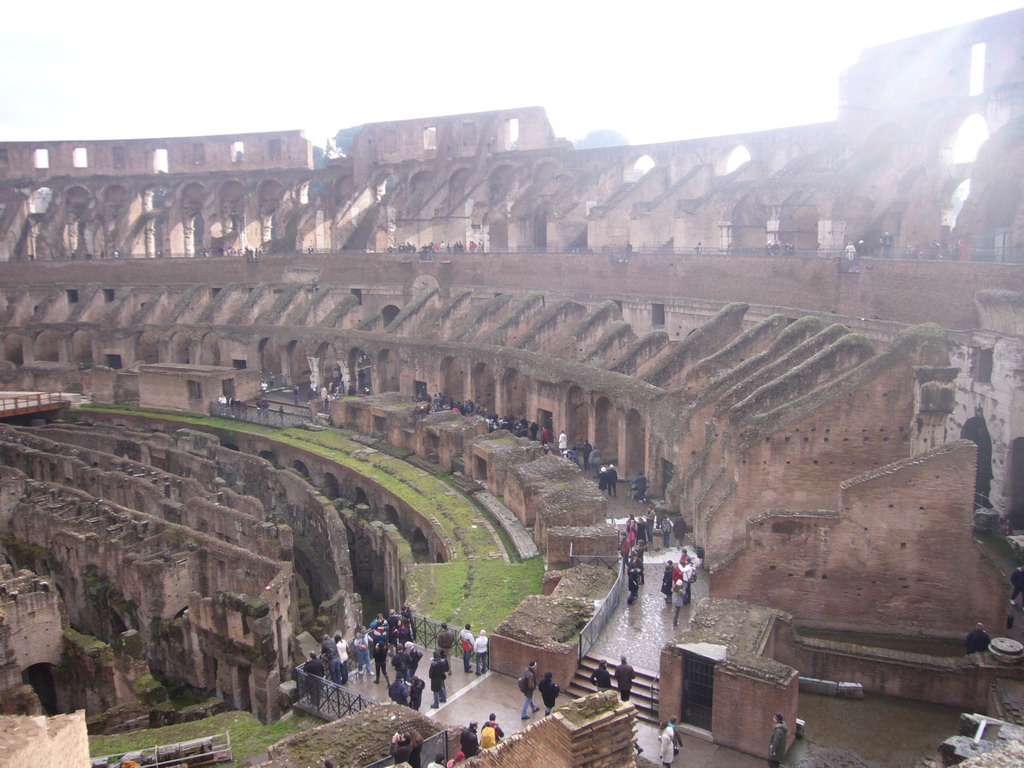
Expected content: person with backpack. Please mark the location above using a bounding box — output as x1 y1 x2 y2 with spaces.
480 713 504 748
408 674 425 710
518 660 540 719
459 624 475 673
538 670 560 715
373 632 390 685
659 515 672 550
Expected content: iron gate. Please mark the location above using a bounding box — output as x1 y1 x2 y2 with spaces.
681 651 714 731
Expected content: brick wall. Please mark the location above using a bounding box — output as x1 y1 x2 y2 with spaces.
460 691 637 768
712 441 1006 636
488 633 579 695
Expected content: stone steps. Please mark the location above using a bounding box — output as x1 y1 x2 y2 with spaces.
568 653 659 725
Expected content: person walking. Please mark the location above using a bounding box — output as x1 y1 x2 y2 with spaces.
658 721 676 768
459 722 480 758
768 713 788 768
672 579 686 627
661 561 675 604
373 633 390 684
518 661 541 719
1011 565 1024 607
437 622 455 659
428 650 449 708
590 659 612 690
354 627 371 677
965 622 992 654
606 464 618 497
614 656 636 702
460 624 475 673
538 670 561 715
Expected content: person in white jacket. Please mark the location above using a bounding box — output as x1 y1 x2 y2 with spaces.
658 721 676 767
473 629 489 675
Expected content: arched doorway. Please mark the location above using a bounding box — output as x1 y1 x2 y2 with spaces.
70 330 94 365
3 332 24 364
502 368 527 417
34 330 60 362
381 305 401 326
323 472 340 500
258 450 279 467
170 332 192 364
440 356 466 400
24 663 59 715
962 416 993 508
623 409 646 479
594 396 620 462
291 460 309 478
566 385 589 443
377 349 400 393
136 331 160 364
258 338 282 378
472 362 495 409
198 332 221 366
349 347 372 393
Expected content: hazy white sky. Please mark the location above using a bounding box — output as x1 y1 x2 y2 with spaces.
1 1 1022 147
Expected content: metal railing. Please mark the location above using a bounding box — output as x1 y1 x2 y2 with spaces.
92 732 232 768
578 559 627 663
569 541 621 571
209 401 312 428
294 667 377 721
362 729 449 768
410 613 489 668
0 391 68 416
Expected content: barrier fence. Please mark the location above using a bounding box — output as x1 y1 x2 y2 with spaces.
362 729 449 768
293 667 377 721
576 554 627 663
0 391 68 417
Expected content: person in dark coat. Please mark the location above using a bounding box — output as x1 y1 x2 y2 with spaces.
373 635 390 684
408 675 425 710
615 656 636 702
428 650 449 708
590 659 612 690
965 622 991 654
388 677 408 705
459 722 480 757
672 515 688 547
627 557 642 604
768 713 788 768
606 464 618 497
661 561 675 604
1011 565 1024 607
538 670 560 715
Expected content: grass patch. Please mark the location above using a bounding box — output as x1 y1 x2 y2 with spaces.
89 711 316 766
406 557 544 631
76 405 542 629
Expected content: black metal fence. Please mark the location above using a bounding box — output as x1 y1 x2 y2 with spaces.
210 401 311 428
294 667 377 721
410 613 489 669
577 557 627 663
361 729 450 768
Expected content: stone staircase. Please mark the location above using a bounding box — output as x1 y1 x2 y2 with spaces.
568 653 659 725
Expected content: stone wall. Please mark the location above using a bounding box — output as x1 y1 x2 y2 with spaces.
0 711 90 768
712 441 1006 637
458 691 637 768
0 565 64 698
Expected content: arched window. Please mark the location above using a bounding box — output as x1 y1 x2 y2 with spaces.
952 115 988 164
631 155 655 182
725 146 751 174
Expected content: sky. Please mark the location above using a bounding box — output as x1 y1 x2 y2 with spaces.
1 1 1022 148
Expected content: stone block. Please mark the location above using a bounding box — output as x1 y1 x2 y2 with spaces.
836 682 864 699
799 677 838 696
